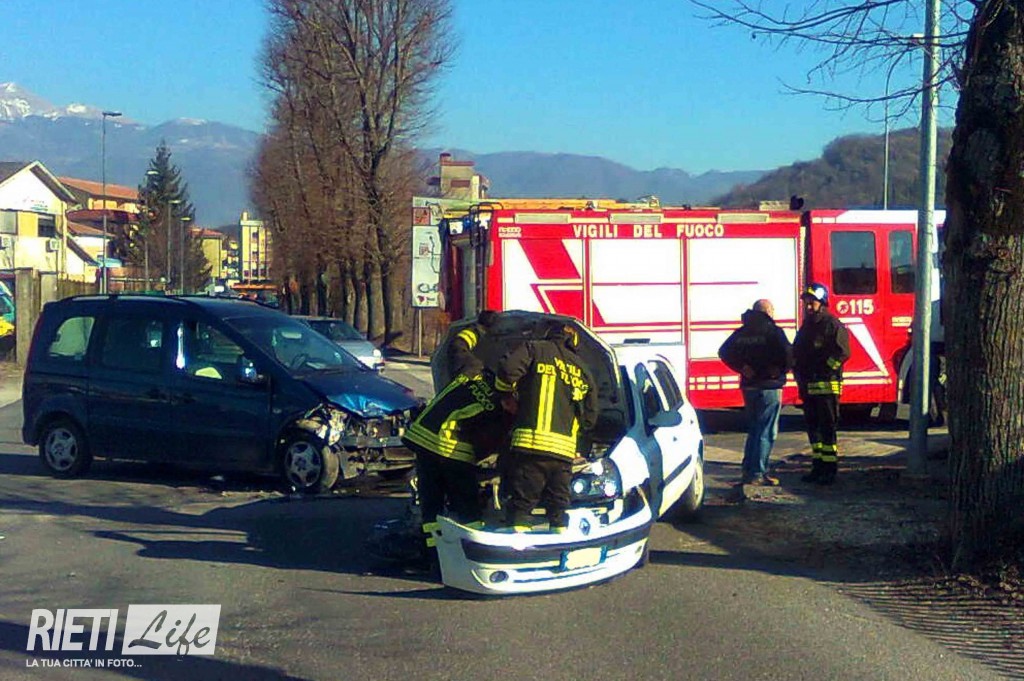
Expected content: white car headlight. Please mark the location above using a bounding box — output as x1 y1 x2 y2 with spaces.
570 458 622 501
372 348 382 358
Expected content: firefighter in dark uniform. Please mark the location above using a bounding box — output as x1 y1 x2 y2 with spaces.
401 372 508 550
793 283 851 486
496 322 599 531
448 310 499 379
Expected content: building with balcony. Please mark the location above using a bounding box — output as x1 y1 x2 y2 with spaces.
239 211 271 282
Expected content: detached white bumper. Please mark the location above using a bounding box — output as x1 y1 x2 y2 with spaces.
431 499 654 595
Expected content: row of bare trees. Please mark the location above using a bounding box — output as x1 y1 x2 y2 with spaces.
252 0 452 342
694 0 1024 570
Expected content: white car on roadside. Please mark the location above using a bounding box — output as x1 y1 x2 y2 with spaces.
430 311 705 595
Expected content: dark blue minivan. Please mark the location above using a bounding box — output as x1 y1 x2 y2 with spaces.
22 295 421 492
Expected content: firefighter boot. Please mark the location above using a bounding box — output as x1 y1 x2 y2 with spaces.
801 459 823 483
816 461 838 486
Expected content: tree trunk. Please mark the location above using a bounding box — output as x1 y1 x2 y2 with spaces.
366 259 386 341
353 268 368 333
299 278 312 316
944 1 1024 569
381 268 405 347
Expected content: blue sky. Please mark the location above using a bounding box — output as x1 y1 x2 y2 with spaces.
1 0 943 174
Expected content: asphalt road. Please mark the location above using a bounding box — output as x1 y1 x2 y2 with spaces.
0 363 1002 681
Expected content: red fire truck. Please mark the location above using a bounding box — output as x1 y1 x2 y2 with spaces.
437 203 944 414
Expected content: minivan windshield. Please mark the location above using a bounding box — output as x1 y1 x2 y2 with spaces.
229 316 363 374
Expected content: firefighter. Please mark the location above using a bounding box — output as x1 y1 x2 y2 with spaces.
793 283 851 485
449 310 498 379
401 371 509 555
496 322 599 531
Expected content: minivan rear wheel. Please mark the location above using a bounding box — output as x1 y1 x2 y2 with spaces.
39 418 92 478
281 433 340 493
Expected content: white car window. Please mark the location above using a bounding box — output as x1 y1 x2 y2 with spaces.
648 359 684 410
634 363 665 421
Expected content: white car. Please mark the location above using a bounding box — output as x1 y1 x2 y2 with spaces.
430 312 705 595
299 316 385 371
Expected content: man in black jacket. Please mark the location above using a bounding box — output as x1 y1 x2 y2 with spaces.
719 299 793 486
496 322 599 531
793 283 851 486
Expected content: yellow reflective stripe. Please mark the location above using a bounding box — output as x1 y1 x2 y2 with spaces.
510 429 577 458
819 453 838 463
425 536 437 547
495 377 515 392
403 423 477 463
538 373 556 432
456 328 478 350
826 357 843 370
422 521 440 533
807 381 842 395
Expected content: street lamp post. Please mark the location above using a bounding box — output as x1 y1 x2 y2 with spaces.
908 0 942 475
100 111 122 294
166 198 182 293
180 215 192 294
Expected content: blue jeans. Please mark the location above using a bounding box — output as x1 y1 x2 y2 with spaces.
742 388 783 480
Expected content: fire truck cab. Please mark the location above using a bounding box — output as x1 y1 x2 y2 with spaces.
437 203 944 414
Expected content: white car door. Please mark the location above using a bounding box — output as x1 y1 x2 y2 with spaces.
633 360 696 517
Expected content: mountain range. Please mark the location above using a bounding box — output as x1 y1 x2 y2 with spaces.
0 83 773 226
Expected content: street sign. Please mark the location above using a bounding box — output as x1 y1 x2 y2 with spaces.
411 224 441 308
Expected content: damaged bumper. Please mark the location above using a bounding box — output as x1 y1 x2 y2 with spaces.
432 497 653 595
294 405 415 479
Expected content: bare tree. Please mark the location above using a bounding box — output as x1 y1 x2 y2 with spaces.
692 0 1024 569
257 0 453 343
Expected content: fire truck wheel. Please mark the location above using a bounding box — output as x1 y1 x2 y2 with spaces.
878 403 899 423
840 404 874 425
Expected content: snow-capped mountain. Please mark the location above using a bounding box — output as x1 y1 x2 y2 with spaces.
0 83 260 225
0 82 109 122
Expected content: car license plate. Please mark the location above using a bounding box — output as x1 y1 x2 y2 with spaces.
561 547 603 570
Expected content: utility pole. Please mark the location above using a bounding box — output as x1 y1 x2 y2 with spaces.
100 111 121 293
166 198 181 293
180 215 192 294
908 0 941 474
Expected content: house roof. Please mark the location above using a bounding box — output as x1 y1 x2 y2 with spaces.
58 176 138 202
191 227 226 239
0 161 77 203
66 208 138 224
65 237 98 266
67 220 105 237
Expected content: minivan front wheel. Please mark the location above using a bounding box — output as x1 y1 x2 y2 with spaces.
281 433 340 493
39 418 92 478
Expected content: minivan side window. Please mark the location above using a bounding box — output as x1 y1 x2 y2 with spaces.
176 320 246 381
99 316 165 373
47 316 96 362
